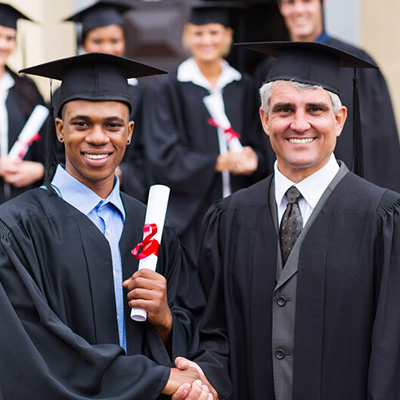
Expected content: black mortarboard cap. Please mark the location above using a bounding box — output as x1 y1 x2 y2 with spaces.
187 1 247 27
235 41 376 96
0 3 33 29
235 41 378 177
63 1 132 39
19 53 166 193
20 52 166 117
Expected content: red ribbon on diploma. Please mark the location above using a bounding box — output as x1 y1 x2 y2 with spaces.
131 223 159 260
16 133 41 159
207 118 241 142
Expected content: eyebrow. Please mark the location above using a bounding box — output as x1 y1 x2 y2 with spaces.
271 101 330 111
70 115 126 122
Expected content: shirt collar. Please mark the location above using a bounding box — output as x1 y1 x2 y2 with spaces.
177 57 241 92
275 154 340 209
0 71 14 94
128 78 138 86
51 164 126 220
315 31 330 44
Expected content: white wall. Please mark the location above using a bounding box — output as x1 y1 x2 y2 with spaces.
324 0 361 46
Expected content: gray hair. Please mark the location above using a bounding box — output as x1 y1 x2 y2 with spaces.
260 80 342 115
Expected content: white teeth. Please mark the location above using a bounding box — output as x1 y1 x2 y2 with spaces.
289 138 315 144
85 154 108 160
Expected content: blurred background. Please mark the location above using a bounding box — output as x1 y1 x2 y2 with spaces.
6 0 400 132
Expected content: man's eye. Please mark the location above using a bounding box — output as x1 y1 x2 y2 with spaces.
73 121 88 127
309 107 324 113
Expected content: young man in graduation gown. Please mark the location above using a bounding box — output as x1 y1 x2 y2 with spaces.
194 42 400 399
254 0 400 192
0 53 220 399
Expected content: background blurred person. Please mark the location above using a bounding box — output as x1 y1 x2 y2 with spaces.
143 2 270 257
0 3 46 203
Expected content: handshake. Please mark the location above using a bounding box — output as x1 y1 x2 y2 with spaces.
164 357 218 400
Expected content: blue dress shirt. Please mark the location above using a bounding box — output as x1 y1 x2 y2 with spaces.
51 165 127 352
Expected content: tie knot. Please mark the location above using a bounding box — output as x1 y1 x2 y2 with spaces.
285 186 302 204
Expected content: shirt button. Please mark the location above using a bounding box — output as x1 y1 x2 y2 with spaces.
106 229 111 235
276 296 287 307
275 349 286 360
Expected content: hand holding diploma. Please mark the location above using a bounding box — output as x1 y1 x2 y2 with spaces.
8 104 48 160
203 93 243 153
123 185 172 341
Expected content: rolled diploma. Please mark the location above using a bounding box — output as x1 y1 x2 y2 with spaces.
130 184 170 321
8 105 49 160
203 93 243 153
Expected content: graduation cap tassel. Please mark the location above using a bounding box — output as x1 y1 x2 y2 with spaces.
352 68 364 177
44 79 59 195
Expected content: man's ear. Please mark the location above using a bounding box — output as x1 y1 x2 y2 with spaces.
335 106 347 138
259 107 270 137
127 121 135 144
55 118 64 143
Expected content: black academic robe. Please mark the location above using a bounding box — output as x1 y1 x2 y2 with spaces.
0 188 206 399
1 67 46 203
253 36 400 191
52 83 151 203
119 83 154 203
143 70 271 257
195 168 400 400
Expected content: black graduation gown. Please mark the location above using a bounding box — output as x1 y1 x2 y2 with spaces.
195 169 400 400
0 188 206 399
253 36 400 191
119 83 154 203
1 68 46 203
52 83 151 203
143 70 271 257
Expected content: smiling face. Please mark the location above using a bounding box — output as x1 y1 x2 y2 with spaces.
183 22 233 63
83 24 125 56
0 25 16 68
55 100 134 198
279 0 323 42
260 81 346 182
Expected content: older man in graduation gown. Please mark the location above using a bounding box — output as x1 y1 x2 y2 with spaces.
194 42 400 400
254 0 400 191
0 53 221 399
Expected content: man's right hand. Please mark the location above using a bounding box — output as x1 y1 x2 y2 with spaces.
163 357 218 400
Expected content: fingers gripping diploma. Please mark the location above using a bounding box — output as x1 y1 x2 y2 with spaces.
171 357 219 400
123 269 173 344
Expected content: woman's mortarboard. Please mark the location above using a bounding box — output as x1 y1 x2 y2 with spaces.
0 3 33 30
235 41 378 177
187 1 247 27
63 1 132 39
19 52 166 192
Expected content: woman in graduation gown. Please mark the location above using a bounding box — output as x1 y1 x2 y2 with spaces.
57 0 150 203
0 3 46 203
143 3 270 257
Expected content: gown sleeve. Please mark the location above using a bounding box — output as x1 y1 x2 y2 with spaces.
0 219 170 400
119 83 154 203
154 222 207 361
193 199 233 400
368 191 400 399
